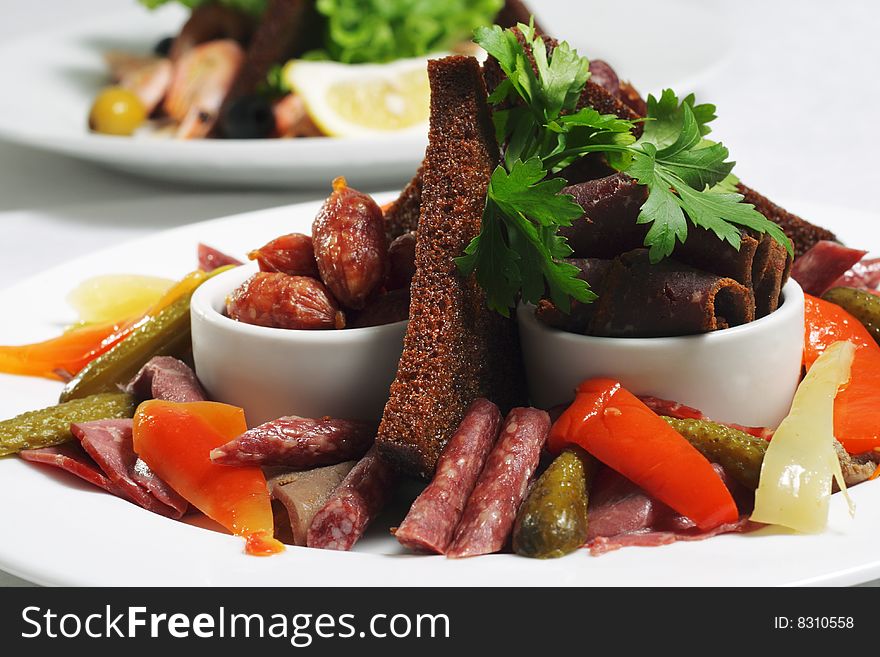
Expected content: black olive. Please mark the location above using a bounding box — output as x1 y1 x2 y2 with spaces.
220 95 275 139
153 36 175 57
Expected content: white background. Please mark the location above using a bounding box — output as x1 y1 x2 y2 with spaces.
0 0 878 586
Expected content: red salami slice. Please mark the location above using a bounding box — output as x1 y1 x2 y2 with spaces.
832 257 880 291
72 420 187 519
306 447 396 551
20 443 123 495
791 240 867 296
446 407 550 559
395 398 502 554
210 416 375 467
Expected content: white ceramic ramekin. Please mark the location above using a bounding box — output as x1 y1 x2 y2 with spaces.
190 265 406 427
517 279 805 428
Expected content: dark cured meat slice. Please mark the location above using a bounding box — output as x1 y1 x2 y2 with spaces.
306 447 397 551
19 443 122 495
446 407 549 558
590 250 754 337
198 243 242 272
210 416 375 467
534 258 611 333
125 356 207 404
376 56 527 479
791 241 868 297
72 420 187 519
587 517 758 556
267 461 356 546
495 0 545 34
214 0 320 137
559 174 790 317
395 399 502 554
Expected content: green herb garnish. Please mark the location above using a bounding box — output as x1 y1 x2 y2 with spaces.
457 22 793 315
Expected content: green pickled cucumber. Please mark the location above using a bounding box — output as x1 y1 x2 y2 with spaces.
0 393 136 457
662 416 767 490
59 294 193 403
822 287 880 346
513 448 596 559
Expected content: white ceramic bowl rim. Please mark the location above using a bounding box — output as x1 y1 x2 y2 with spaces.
519 278 804 345
191 265 408 343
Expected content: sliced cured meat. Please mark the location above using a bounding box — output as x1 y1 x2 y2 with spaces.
395 399 502 554
267 462 356 546
833 258 880 291
19 443 121 495
210 416 375 467
590 249 754 337
72 420 187 519
306 447 397 551
534 258 611 333
198 243 242 272
349 289 410 328
495 0 545 34
375 55 527 479
584 467 760 556
446 408 549 558
791 241 868 296
587 517 758 556
126 356 207 404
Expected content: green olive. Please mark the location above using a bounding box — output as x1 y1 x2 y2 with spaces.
88 87 147 136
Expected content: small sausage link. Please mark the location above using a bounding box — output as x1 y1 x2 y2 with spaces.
227 272 345 330
248 232 320 278
312 177 388 310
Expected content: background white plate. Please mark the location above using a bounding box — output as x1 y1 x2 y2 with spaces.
0 194 878 587
0 1 731 189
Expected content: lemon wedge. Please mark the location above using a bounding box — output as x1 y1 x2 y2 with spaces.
282 56 435 138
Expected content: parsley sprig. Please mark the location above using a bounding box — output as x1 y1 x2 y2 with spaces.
457 22 793 316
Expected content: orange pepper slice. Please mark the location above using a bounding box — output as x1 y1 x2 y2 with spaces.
132 400 283 556
550 378 739 530
803 295 880 454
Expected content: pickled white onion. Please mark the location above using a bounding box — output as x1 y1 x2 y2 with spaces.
751 340 856 533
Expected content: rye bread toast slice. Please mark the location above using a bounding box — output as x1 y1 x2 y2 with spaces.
376 56 527 478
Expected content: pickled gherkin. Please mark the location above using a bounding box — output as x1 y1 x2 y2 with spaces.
0 393 136 457
512 447 596 559
662 416 767 490
822 287 880 346
59 294 193 402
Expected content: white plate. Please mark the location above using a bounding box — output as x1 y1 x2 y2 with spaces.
0 1 730 189
1 195 879 587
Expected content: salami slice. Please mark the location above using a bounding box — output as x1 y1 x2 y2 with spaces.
446 408 550 558
306 447 396 551
210 416 375 467
395 398 502 554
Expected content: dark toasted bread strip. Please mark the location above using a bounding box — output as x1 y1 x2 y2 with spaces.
376 56 527 479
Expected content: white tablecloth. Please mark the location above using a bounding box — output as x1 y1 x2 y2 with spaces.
1 0 878 587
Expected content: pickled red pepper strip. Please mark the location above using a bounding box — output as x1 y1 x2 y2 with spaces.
804 294 880 454
133 400 283 556
0 268 227 381
549 378 738 530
